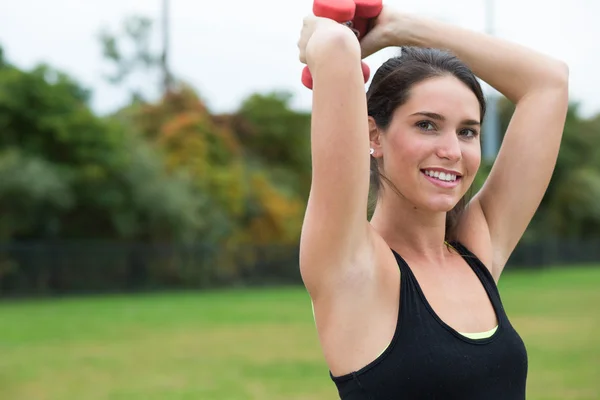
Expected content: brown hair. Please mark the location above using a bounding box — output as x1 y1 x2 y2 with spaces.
367 46 486 241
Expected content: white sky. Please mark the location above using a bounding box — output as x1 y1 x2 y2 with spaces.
1 0 598 117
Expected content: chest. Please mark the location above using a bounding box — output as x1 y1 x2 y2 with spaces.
359 334 529 400
407 258 498 333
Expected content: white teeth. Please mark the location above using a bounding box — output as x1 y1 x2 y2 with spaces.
424 170 458 182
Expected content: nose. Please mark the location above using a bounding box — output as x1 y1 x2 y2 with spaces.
435 131 462 162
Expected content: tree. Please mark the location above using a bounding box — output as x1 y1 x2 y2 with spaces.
495 97 600 239
0 149 73 240
98 15 163 103
232 91 313 197
124 84 307 247
0 51 212 243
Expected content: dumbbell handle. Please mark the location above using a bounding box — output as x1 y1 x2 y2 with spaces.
353 0 383 37
301 0 382 90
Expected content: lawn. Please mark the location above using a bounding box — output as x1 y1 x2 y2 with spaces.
0 265 599 400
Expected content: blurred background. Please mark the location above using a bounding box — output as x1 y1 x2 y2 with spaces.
0 0 598 399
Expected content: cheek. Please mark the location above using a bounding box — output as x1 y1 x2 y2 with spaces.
390 131 428 162
462 143 481 175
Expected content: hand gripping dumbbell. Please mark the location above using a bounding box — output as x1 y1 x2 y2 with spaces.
301 0 383 89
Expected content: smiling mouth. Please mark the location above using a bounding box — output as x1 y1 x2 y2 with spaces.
421 169 462 183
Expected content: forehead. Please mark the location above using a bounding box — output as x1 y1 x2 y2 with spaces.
398 75 481 121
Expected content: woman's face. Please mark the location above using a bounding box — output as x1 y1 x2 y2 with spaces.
372 75 482 213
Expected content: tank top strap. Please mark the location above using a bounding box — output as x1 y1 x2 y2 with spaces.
447 241 494 282
390 242 503 314
448 241 503 304
389 248 425 320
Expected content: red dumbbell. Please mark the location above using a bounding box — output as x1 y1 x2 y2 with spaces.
301 0 383 89
353 0 384 38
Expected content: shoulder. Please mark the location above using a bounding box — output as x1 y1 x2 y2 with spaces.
453 198 500 281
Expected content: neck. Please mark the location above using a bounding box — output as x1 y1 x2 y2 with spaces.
369 192 451 264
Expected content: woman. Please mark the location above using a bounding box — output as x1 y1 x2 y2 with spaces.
297 5 568 400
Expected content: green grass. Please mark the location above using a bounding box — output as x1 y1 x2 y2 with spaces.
1 266 599 400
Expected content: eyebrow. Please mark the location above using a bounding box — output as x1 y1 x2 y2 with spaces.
410 111 481 126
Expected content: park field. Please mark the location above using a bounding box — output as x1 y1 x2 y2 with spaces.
0 266 599 400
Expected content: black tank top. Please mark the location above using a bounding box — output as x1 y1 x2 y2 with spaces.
330 241 528 399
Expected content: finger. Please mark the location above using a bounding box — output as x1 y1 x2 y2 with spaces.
299 47 306 64
298 38 307 64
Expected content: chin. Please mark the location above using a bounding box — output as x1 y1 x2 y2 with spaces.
421 195 462 213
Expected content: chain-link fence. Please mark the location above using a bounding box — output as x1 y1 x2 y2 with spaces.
0 238 597 297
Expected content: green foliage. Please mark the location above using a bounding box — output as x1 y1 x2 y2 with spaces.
236 92 310 166
0 62 112 167
0 45 6 68
0 50 218 245
125 85 306 248
98 16 160 84
233 91 312 197
495 98 600 240
89 131 228 243
0 149 74 239
97 15 164 103
2 12 600 293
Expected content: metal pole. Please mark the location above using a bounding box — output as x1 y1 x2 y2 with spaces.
162 0 172 94
482 0 500 162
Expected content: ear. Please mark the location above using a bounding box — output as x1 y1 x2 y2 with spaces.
368 117 383 157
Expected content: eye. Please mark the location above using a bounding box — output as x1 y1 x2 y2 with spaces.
459 128 479 138
416 120 436 131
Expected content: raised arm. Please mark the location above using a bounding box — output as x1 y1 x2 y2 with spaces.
297 18 373 297
361 9 569 279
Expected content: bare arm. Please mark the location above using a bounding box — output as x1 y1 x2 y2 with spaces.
401 15 569 278
298 21 373 298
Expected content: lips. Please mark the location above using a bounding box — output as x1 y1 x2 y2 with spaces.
421 170 462 188
422 169 459 182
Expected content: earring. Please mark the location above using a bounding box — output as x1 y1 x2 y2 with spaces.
369 148 374 155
